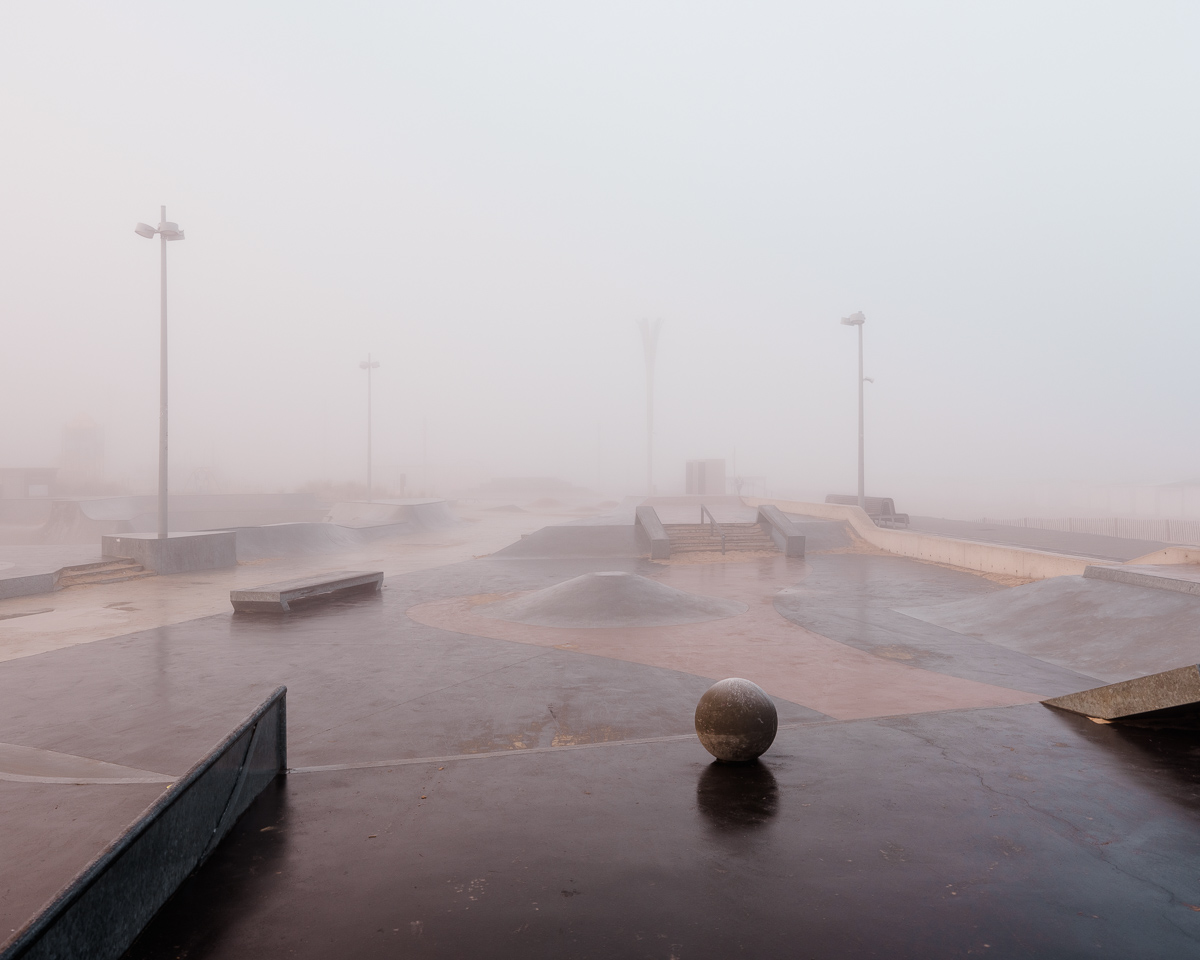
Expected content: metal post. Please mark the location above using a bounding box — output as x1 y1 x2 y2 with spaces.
366 353 373 502
857 322 865 511
359 354 380 501
158 205 168 539
638 319 662 497
839 312 867 512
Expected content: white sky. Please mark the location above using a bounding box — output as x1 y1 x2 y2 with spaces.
1 2 1197 512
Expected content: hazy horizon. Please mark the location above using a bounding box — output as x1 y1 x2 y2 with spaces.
2 2 1197 517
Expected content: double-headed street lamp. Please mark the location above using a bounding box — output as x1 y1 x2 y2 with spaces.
359 354 380 502
134 207 185 539
839 311 868 512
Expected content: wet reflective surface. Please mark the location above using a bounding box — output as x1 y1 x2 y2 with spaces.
1 551 1198 958
695 760 779 830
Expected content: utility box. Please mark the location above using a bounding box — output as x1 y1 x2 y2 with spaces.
685 459 726 496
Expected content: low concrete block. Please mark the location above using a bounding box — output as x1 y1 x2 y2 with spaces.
634 506 671 560
101 532 236 575
755 504 806 558
1043 664 1200 721
230 570 384 613
0 572 57 601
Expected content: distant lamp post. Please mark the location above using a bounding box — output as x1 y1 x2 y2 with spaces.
839 311 867 511
359 354 380 501
637 319 663 497
134 207 185 539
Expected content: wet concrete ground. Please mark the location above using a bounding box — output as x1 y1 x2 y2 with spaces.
2 548 1199 958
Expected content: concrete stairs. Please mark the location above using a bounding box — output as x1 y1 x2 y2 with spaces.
664 522 777 554
56 559 156 588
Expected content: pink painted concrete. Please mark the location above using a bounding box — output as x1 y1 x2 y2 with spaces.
408 557 1039 720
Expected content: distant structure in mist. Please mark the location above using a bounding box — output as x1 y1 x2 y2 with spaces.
60 416 104 492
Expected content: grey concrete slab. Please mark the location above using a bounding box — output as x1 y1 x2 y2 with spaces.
902 575 1200 683
102 532 236 575
230 571 383 613
907 517 1168 561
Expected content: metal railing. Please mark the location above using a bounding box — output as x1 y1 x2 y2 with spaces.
699 503 726 554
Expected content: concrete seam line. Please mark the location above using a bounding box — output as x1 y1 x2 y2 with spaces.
0 773 176 785
288 721 829 773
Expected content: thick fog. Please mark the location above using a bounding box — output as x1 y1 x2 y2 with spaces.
1 2 1197 516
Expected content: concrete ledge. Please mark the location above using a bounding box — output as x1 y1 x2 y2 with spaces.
755 505 805 558
230 571 384 613
0 572 56 601
1084 564 1200 598
745 498 1092 581
634 506 671 560
1 686 286 960
1044 666 1200 721
101 531 236 575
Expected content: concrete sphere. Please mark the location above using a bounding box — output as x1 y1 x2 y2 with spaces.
694 678 778 762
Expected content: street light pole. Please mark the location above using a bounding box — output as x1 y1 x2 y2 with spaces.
359 354 380 501
134 208 185 539
840 312 867 511
637 319 662 497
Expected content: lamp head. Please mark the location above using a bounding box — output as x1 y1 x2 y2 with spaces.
158 222 185 241
839 312 866 326
134 223 157 239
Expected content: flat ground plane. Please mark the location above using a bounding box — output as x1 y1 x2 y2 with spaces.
1 503 1198 959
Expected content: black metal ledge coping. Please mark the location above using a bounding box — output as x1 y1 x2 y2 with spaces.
0 686 287 960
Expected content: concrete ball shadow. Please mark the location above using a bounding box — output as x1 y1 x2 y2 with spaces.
694 678 779 762
478 571 747 628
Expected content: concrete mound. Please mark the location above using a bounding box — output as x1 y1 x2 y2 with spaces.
900 575 1200 683
480 571 747 628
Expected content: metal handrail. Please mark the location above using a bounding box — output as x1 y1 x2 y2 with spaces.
699 503 726 554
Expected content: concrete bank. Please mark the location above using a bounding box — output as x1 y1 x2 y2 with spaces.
746 498 1093 580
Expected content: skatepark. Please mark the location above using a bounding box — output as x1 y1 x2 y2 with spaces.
1 493 1199 959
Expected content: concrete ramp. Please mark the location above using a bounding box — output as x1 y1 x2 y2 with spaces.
1044 665 1200 722
493 525 644 559
784 519 854 552
225 522 408 561
899 575 1200 683
326 499 455 529
480 571 747 628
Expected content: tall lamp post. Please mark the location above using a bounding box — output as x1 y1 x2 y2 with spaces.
359 354 380 501
134 208 185 539
839 311 867 511
637 319 662 497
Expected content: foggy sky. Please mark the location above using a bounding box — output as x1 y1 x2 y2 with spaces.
1 2 1197 515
